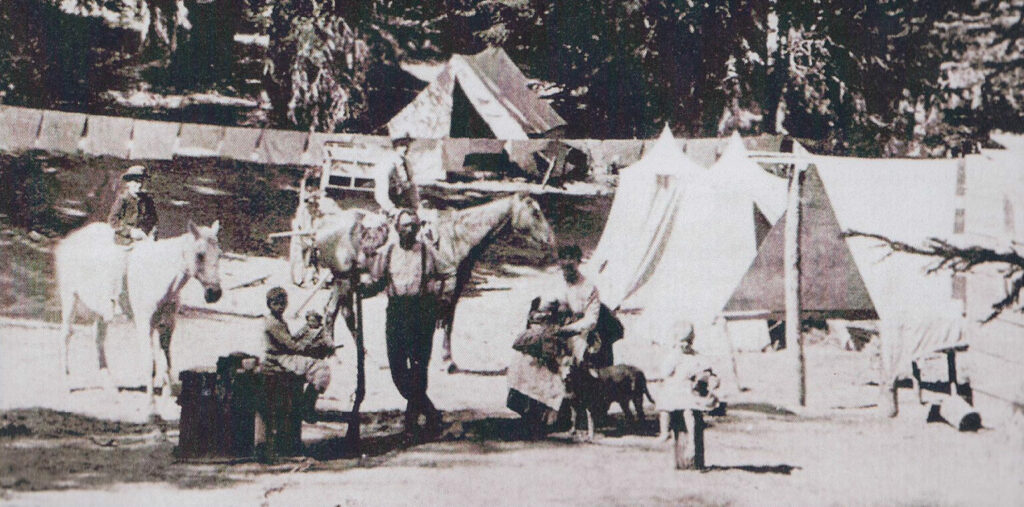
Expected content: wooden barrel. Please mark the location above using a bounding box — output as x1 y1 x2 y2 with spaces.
176 355 260 461
217 356 259 458
255 370 306 461
177 369 220 460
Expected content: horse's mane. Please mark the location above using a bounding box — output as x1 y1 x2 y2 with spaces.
430 195 518 277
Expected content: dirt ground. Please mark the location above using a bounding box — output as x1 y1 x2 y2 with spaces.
1 259 1022 506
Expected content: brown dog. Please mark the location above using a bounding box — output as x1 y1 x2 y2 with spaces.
560 359 656 441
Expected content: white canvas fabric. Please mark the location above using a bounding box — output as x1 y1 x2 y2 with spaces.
81 114 134 158
620 172 772 355
958 144 1024 423
714 131 788 222
598 130 785 362
36 110 86 154
589 125 704 309
815 155 964 383
129 119 178 160
387 48 565 140
176 123 225 157
0 106 42 151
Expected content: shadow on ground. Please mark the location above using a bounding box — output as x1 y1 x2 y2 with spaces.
702 464 800 475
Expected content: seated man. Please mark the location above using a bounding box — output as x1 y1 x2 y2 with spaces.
262 287 334 423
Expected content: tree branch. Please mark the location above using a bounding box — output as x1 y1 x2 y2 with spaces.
844 229 1024 322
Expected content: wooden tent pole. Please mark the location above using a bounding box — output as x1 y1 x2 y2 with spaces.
785 163 807 406
721 319 744 391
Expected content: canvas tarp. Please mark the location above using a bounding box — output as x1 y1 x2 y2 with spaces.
813 155 964 383
0 106 43 152
958 142 1024 424
129 119 178 160
36 110 86 154
388 47 566 140
722 165 878 321
678 134 790 170
597 140 646 171
505 139 558 178
389 63 456 139
304 133 390 167
82 115 134 159
176 123 225 157
220 126 263 162
258 129 309 166
590 125 705 309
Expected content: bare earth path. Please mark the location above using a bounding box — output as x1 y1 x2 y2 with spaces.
1 261 1022 505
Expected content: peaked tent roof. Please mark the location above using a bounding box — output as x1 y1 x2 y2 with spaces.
713 131 789 222
722 165 878 321
387 47 567 140
590 125 705 308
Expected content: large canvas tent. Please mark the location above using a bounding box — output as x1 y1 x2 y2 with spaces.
809 156 966 386
387 47 566 140
592 131 789 372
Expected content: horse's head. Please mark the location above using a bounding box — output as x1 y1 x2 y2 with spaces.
186 220 223 303
510 193 556 254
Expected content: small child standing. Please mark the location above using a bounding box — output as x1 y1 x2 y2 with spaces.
263 287 334 423
656 321 720 441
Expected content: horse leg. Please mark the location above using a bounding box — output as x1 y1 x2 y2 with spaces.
95 317 118 394
134 315 160 419
437 293 457 373
155 313 176 403
324 277 355 344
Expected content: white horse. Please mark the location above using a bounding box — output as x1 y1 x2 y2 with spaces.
55 220 223 416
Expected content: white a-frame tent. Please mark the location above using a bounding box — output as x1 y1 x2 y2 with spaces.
589 124 705 309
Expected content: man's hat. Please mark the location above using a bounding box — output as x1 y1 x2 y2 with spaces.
122 165 148 181
391 132 413 147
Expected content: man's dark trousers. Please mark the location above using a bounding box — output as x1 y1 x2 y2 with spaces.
385 295 439 424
